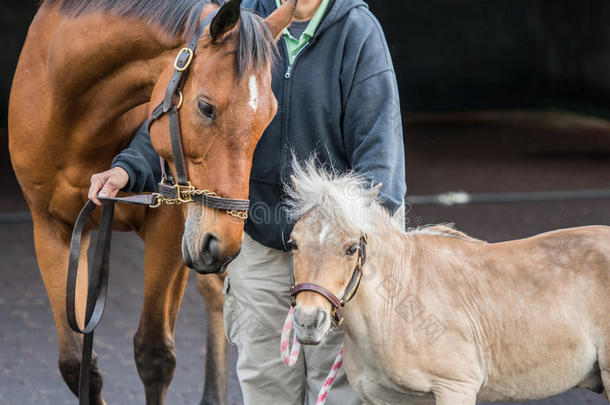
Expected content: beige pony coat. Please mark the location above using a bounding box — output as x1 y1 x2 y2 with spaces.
341 225 609 404
286 163 609 405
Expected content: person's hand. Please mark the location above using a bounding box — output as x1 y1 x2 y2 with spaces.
88 167 130 206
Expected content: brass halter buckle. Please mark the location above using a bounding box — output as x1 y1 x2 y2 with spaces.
174 182 196 203
149 193 164 209
174 48 194 72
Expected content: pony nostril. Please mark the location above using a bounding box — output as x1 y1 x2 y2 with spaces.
294 309 305 328
201 233 220 264
295 308 325 329
315 310 326 328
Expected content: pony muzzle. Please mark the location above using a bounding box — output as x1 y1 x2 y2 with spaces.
293 305 331 345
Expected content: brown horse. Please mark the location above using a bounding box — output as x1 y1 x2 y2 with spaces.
9 0 295 404
286 161 609 405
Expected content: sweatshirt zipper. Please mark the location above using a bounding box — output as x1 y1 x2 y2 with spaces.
278 38 314 187
284 41 313 79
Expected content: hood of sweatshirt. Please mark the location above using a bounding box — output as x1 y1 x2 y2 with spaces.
256 0 368 38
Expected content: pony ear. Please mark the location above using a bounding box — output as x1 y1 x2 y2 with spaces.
210 0 242 44
369 183 383 200
264 0 297 40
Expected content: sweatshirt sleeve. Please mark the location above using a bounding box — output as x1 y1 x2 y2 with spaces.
111 122 161 193
342 11 407 215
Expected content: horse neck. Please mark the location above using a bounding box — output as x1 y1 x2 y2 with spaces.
45 4 198 130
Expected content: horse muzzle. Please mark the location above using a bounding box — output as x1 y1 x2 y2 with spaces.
182 233 236 274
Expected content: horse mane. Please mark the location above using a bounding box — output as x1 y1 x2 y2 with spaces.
284 157 401 235
46 0 276 77
409 223 486 243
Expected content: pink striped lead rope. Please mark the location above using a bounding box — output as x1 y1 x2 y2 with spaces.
280 307 344 405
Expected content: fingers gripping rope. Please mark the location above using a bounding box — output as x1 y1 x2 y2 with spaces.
281 307 301 366
281 307 344 405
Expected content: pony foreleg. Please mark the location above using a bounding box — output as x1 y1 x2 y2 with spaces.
134 207 189 405
434 390 477 405
32 213 106 405
197 273 228 405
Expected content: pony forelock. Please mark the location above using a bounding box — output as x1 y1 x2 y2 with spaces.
284 157 398 235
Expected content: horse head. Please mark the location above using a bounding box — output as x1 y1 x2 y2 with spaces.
149 0 297 273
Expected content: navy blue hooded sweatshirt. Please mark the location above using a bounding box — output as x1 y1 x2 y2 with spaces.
112 0 406 251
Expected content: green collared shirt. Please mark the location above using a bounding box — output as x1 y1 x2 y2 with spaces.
276 0 329 64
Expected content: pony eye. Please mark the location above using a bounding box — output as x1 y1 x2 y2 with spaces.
346 244 358 256
198 99 216 119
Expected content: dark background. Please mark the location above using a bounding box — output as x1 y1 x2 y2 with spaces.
0 0 610 123
4 1 610 121
371 1 610 113
1 1 609 405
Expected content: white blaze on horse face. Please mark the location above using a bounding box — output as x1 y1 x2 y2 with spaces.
318 223 330 245
248 75 259 111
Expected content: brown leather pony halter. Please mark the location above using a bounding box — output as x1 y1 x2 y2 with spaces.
290 233 368 327
65 11 248 405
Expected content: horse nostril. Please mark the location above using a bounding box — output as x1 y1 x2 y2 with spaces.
182 236 195 269
201 233 220 265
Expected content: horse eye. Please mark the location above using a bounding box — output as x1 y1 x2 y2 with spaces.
198 99 216 119
288 239 298 251
346 244 358 256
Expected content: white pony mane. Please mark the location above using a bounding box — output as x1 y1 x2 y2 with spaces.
407 223 485 243
284 158 399 234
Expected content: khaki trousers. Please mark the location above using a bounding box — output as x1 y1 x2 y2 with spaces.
223 234 363 405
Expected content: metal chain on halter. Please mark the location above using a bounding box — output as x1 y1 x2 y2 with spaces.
145 6 250 221
149 183 249 220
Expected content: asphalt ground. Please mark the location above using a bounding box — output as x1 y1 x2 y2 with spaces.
1 111 609 404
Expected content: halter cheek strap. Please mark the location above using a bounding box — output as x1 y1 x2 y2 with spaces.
290 234 368 327
146 9 249 220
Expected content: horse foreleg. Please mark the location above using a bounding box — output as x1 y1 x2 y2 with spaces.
134 208 189 405
197 273 228 405
32 213 106 405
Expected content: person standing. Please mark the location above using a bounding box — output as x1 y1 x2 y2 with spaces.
88 0 406 403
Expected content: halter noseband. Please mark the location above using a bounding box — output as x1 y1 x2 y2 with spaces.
146 10 249 220
290 233 368 327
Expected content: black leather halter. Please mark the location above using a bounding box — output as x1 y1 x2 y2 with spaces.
290 234 368 327
66 13 248 405
146 8 250 220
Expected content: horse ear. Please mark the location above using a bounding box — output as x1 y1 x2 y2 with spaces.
369 183 383 200
264 0 298 40
210 0 242 44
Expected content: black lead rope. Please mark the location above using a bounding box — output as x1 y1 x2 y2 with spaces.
66 200 114 405
66 195 154 405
